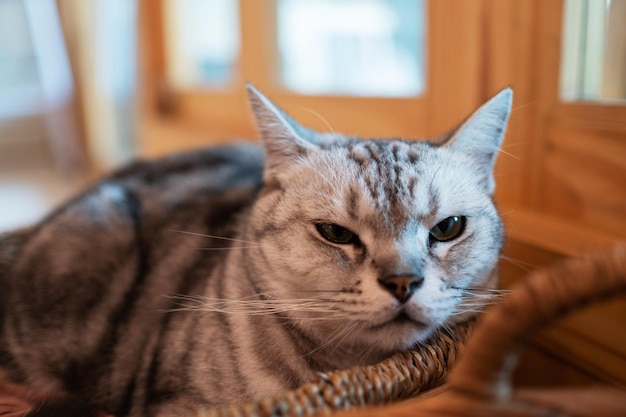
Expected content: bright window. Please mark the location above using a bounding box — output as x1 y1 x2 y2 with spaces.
560 0 626 101
277 0 426 97
163 0 240 90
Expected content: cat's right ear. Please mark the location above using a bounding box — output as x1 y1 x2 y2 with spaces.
435 87 513 194
246 83 317 182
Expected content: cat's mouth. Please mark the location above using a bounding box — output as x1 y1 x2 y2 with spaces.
371 312 428 330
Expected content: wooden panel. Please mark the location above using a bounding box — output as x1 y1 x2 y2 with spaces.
138 117 253 158
554 298 626 372
484 0 536 208
530 0 563 209
530 0 626 238
530 303 626 387
259 95 429 139
553 103 626 128
427 0 483 136
172 91 255 137
499 239 564 289
513 344 603 387
501 208 623 258
541 125 626 237
500 236 626 387
500 208 626 387
138 0 166 119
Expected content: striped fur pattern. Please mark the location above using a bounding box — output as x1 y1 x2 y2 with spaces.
0 85 512 416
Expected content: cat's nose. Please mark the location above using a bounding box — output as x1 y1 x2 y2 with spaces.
378 275 424 303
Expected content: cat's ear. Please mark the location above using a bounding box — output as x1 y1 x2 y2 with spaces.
246 83 319 181
437 87 513 194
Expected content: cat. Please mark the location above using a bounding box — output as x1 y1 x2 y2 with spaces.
0 84 512 417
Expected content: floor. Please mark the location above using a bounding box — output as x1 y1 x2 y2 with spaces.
0 136 87 233
0 166 86 233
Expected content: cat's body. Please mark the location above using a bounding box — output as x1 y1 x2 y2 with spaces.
0 85 512 416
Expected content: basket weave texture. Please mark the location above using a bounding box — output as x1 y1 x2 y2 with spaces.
197 324 471 417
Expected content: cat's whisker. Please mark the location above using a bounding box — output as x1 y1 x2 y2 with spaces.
165 305 352 320
197 246 266 251
299 107 340 141
450 309 486 316
512 100 537 112
457 297 502 305
191 298 343 306
308 320 362 357
169 301 347 313
451 287 511 299
459 293 508 300
461 287 511 293
496 148 521 160
223 291 342 302
167 229 259 245
427 166 443 194
458 301 502 309
357 345 376 364
455 303 490 310
167 297 321 308
305 325 347 357
499 254 538 272
458 289 507 295
436 322 457 343
472 144 521 160
165 294 355 318
498 208 519 216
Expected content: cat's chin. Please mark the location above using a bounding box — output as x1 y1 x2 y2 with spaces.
370 312 429 331
364 313 437 353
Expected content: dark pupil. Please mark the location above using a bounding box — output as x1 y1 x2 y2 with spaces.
430 216 465 242
316 224 355 244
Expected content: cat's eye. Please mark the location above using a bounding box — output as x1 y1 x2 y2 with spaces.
429 216 466 243
315 224 357 245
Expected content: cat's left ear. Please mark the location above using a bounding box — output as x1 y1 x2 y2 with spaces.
246 83 321 182
437 87 513 194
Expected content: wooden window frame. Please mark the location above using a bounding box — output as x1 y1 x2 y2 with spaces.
137 0 489 157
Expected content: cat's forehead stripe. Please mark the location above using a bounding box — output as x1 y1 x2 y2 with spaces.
345 185 360 221
407 177 417 201
343 140 432 231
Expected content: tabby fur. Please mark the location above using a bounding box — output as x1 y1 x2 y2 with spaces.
0 85 512 416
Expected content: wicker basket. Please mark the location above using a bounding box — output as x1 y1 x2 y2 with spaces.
196 324 472 417
334 243 626 417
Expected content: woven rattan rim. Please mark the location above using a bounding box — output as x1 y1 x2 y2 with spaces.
196 322 472 417
448 242 626 398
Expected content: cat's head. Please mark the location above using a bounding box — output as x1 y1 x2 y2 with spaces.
245 84 511 358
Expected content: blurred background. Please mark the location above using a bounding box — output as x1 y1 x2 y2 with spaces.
0 0 625 234
0 0 625 393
